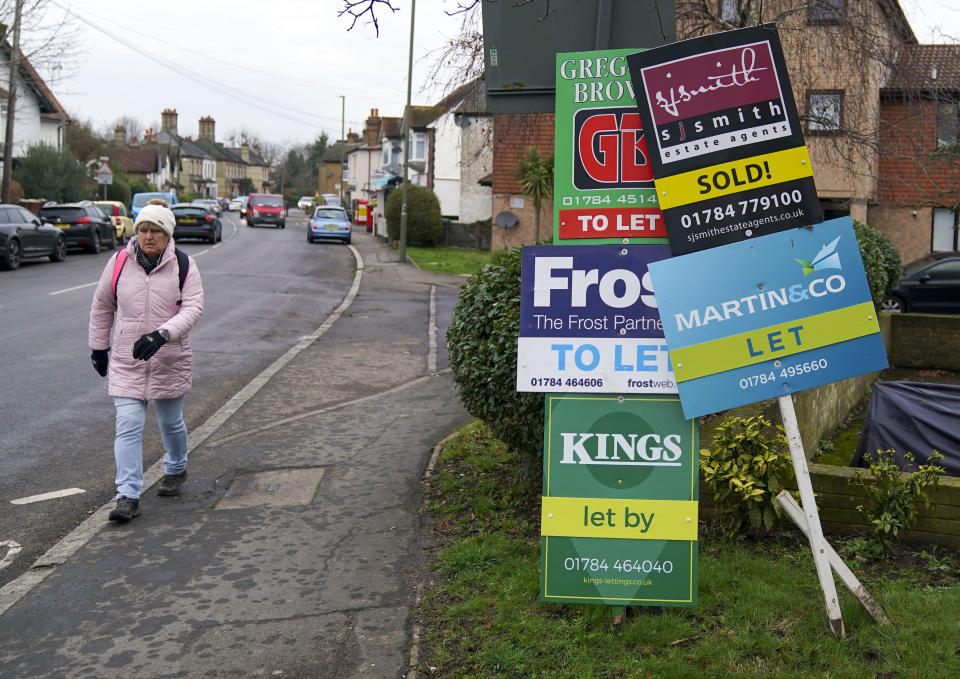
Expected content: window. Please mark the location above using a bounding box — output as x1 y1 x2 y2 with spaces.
720 0 738 22
936 101 958 149
933 208 959 251
410 132 426 160
809 0 845 24
925 259 960 280
807 91 843 133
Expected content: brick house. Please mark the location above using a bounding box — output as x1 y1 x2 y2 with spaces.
487 0 934 257
873 44 960 263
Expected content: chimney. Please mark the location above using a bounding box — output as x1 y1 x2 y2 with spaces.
113 125 126 145
161 108 178 135
364 108 381 146
198 116 216 141
240 141 250 163
347 129 360 143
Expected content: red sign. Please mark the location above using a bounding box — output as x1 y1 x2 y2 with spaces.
573 108 654 189
558 207 665 240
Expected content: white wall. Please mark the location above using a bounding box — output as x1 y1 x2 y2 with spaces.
430 111 461 219
458 114 492 224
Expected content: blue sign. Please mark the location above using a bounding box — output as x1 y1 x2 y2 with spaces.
518 245 678 393
648 218 887 418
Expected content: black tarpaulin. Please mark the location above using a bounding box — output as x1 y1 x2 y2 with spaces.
851 381 960 476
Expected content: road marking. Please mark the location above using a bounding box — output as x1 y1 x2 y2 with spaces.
49 281 98 296
10 488 86 505
194 248 210 256
0 541 21 572
428 285 438 374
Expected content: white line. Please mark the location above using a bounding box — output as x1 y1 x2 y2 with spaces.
49 281 97 296
0 541 22 572
428 285 438 374
10 488 86 505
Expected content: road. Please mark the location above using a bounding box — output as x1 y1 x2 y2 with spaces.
0 209 356 588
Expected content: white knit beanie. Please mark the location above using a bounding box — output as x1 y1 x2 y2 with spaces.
134 203 176 237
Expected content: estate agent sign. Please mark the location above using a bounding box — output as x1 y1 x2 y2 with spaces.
554 48 667 245
648 217 888 419
540 394 698 606
517 244 677 394
626 25 822 255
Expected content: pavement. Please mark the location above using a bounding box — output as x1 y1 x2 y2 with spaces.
0 230 472 678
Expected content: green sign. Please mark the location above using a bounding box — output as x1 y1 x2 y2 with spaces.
553 48 667 245
540 394 699 606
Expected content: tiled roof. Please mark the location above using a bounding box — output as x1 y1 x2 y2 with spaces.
885 43 960 91
321 140 362 163
110 146 159 174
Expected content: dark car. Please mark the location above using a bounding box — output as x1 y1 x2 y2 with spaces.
880 252 960 314
39 201 116 254
192 198 222 217
0 204 67 270
171 203 222 243
246 193 285 228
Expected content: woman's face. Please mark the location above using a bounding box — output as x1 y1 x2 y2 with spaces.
137 224 169 258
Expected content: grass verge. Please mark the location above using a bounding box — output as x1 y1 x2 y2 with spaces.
406 246 498 276
415 421 960 678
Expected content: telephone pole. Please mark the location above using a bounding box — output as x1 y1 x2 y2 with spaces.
338 95 345 205
399 0 415 263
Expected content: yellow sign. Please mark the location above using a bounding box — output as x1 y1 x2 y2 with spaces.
541 496 698 541
656 146 814 210
669 302 879 382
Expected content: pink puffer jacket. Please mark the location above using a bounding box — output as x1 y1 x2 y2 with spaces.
88 237 204 400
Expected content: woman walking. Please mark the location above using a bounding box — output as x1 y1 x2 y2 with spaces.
88 200 204 522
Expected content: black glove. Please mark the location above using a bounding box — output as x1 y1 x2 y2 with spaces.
91 349 109 377
132 331 167 361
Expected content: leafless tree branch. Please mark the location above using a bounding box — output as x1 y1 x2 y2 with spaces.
338 0 399 37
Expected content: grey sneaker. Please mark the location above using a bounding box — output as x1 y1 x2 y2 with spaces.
157 471 187 497
108 496 140 522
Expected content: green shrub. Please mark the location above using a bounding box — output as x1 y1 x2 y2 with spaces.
447 248 543 461
385 183 444 246
700 415 795 538
852 449 945 556
14 144 87 202
853 220 901 305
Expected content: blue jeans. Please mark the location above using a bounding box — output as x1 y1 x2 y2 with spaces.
113 396 188 499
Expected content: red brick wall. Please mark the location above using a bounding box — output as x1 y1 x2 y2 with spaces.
867 205 932 265
492 113 555 196
878 98 960 207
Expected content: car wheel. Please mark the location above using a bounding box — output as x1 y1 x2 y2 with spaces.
217 226 222 242
0 238 21 270
281 222 286 229
87 231 102 254
49 236 67 262
345 238 351 245
879 296 906 313
105 227 116 251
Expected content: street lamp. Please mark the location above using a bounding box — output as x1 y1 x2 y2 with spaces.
399 0 415 263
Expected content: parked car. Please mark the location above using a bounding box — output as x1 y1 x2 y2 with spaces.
39 201 116 253
192 198 222 216
0 203 67 270
880 252 960 314
320 193 340 207
131 191 178 220
217 197 230 211
297 195 314 209
171 203 222 243
247 193 285 228
93 200 135 244
307 205 351 245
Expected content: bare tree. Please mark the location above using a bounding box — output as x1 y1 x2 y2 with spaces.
107 115 144 143
1 0 81 85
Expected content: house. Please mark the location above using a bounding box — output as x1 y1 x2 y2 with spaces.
318 133 362 201
193 116 245 198
0 31 70 171
427 76 493 224
874 44 960 263
344 108 384 217
106 125 166 187
487 0 928 255
229 141 270 193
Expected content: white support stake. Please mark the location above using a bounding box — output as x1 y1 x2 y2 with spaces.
778 394 845 638
776 491 891 626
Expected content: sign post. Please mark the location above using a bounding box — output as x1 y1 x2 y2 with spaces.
94 159 113 200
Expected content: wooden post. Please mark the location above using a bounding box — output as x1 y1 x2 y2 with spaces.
778 394 845 638
776 491 891 626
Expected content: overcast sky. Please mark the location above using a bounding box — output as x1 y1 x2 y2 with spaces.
41 0 471 148
30 1 960 150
